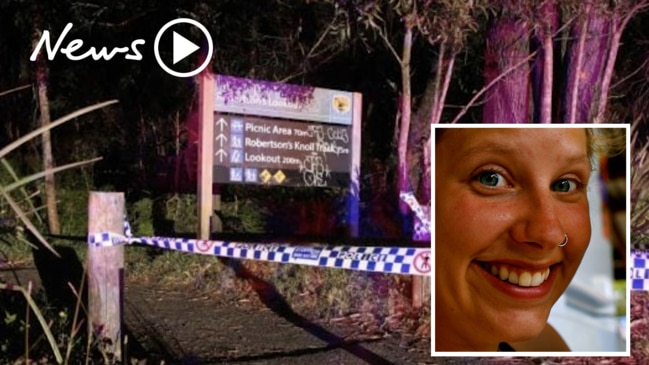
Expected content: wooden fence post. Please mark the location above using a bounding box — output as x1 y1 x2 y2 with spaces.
412 276 422 308
412 216 431 309
87 191 124 361
412 275 431 309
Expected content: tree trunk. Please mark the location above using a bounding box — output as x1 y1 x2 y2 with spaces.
32 8 60 235
595 2 648 122
397 25 413 220
532 1 558 124
596 16 622 123
414 46 455 207
562 1 609 124
483 14 531 123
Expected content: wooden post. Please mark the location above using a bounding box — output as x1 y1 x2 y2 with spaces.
211 194 222 233
412 219 431 308
412 276 422 308
347 92 362 238
87 192 124 361
412 275 430 309
198 70 215 240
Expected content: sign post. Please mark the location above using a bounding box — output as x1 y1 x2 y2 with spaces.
197 72 362 238
348 93 362 236
197 71 214 240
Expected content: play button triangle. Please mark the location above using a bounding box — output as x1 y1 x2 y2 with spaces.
173 31 200 64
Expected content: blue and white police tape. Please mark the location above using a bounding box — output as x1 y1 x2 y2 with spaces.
399 191 430 232
631 249 649 290
88 230 431 277
87 232 129 247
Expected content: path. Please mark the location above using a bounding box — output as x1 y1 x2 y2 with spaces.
124 283 434 364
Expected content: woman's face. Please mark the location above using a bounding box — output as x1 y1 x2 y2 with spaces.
435 128 592 351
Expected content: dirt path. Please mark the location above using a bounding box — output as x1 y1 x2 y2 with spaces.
4 266 646 364
0 266 431 364
124 283 434 365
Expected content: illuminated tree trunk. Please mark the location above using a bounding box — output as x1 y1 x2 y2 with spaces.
413 44 455 211
483 8 530 124
531 0 558 124
561 1 648 124
482 0 646 125
397 24 413 221
562 1 608 124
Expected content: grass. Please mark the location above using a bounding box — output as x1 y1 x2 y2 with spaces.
122 242 427 334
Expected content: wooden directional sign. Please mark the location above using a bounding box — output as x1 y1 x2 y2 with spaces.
213 114 352 186
197 71 362 238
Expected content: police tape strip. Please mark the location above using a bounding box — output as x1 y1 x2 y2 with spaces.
89 227 645 281
631 250 649 291
88 231 431 276
399 191 430 232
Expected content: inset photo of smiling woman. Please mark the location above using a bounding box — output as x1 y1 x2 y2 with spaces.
432 125 629 356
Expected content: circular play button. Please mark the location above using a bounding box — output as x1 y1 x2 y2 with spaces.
154 18 213 77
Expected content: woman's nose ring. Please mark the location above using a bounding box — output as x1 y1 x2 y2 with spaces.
558 234 568 247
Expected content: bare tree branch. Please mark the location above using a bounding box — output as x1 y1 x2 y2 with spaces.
306 13 341 59
0 85 31 98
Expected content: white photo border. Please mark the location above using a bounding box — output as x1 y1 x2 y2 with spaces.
430 123 631 357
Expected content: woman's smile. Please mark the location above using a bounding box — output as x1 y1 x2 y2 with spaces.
471 260 558 300
479 261 551 287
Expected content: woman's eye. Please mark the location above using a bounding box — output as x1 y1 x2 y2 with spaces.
475 171 506 187
551 179 581 193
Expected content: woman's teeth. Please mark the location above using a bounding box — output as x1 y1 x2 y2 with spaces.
486 264 551 287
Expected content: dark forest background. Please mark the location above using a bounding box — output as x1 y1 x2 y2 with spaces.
0 0 647 239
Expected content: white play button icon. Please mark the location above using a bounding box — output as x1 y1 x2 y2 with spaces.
154 18 213 78
172 32 200 64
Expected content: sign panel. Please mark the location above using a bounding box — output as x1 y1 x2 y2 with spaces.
214 75 354 125
213 113 351 187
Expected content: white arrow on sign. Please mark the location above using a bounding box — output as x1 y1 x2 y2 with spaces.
216 118 228 132
173 31 200 64
215 134 227 147
215 149 228 163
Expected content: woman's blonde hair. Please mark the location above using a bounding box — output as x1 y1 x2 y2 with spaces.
586 128 627 166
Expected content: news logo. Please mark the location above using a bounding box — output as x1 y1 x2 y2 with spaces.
29 18 213 78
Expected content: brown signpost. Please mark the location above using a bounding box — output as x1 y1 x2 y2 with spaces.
197 72 361 239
